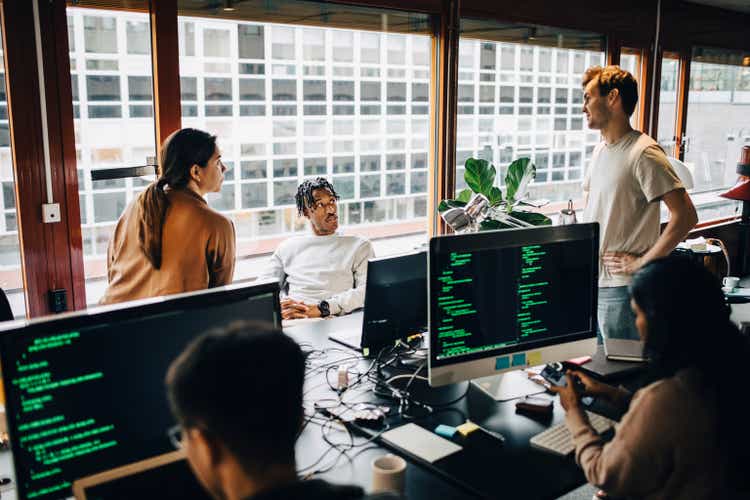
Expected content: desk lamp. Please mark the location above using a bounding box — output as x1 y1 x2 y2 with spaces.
720 146 750 275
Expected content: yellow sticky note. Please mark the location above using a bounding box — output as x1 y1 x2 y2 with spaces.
456 421 480 437
527 351 542 367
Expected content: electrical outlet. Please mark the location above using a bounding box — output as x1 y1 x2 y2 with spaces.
42 203 61 224
48 289 67 313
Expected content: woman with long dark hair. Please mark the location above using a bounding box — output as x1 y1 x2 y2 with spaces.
552 256 749 499
101 128 235 304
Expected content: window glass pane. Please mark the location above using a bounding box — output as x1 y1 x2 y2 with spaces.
179 22 195 56
238 24 264 59
333 32 353 62
303 80 326 100
84 16 117 53
239 79 264 100
87 75 121 101
71 8 157 304
458 19 605 205
181 77 197 100
303 29 325 61
272 27 295 59
657 53 679 155
273 79 296 100
204 29 230 57
204 77 232 100
0 26 24 316
685 47 750 195
128 76 152 101
126 21 150 55
620 48 642 128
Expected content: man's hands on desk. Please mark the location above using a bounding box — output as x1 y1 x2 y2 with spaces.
281 298 323 320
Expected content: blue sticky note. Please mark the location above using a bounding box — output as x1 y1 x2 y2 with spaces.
434 424 457 438
495 356 510 370
512 353 527 367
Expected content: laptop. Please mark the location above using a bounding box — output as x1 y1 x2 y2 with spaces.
603 338 648 362
73 451 211 500
330 251 427 354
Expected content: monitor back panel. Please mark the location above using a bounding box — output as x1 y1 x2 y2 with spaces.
362 252 427 350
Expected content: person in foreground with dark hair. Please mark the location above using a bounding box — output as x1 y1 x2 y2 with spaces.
262 177 374 319
551 257 750 499
101 128 235 304
581 65 696 341
166 321 397 500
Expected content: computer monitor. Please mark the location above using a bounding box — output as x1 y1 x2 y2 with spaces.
428 224 599 390
363 251 427 350
0 280 280 500
329 251 427 353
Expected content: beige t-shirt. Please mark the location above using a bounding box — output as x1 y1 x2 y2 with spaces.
583 131 683 287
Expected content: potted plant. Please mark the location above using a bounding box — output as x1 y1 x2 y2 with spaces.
438 157 552 231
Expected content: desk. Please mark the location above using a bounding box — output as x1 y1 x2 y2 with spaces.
286 312 587 500
0 310 651 500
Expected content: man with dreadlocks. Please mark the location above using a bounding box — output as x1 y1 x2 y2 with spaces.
262 177 374 320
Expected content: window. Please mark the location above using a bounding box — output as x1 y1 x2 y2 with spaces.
0 24 24 316
685 47 749 193
457 19 605 203
620 47 643 128
70 8 157 304
176 1 430 276
657 52 680 156
682 47 746 221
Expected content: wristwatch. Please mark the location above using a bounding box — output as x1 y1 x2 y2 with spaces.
318 300 331 318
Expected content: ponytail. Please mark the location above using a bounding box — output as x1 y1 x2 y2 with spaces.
136 128 217 269
137 177 169 269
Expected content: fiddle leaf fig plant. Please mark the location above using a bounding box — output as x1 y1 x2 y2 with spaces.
438 157 552 230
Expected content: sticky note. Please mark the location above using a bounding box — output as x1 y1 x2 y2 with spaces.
456 421 480 437
434 424 457 438
495 356 510 370
511 353 527 367
527 351 542 366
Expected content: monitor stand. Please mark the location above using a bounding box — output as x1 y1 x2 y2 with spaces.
471 370 546 402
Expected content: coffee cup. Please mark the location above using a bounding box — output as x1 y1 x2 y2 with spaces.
371 454 406 494
723 276 740 291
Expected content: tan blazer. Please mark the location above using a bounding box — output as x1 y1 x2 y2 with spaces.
100 188 236 305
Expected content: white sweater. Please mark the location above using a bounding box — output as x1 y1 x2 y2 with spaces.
262 233 375 315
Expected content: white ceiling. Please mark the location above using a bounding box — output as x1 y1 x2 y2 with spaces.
685 0 750 14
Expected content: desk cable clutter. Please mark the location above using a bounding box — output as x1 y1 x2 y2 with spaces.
297 337 470 477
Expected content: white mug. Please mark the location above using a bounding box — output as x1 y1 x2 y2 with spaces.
723 276 740 290
371 454 406 494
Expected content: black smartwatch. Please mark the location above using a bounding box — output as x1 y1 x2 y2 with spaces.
318 300 331 318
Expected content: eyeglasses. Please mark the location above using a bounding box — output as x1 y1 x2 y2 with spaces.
167 424 183 449
312 198 338 211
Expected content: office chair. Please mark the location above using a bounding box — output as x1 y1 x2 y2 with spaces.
0 288 13 322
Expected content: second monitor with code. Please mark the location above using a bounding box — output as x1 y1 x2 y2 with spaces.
428 224 599 395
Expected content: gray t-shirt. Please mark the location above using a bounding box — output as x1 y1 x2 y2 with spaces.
583 130 683 287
